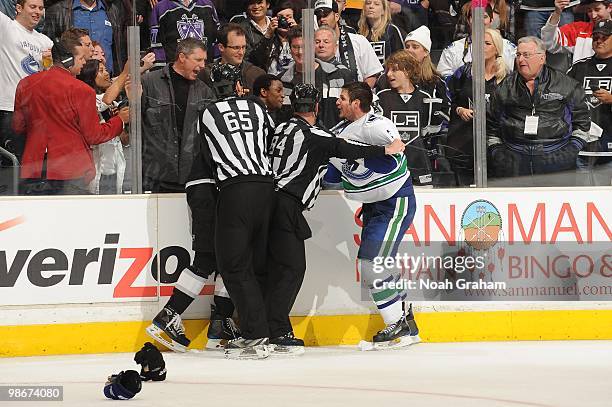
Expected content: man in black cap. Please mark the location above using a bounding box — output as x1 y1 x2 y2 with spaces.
567 19 612 184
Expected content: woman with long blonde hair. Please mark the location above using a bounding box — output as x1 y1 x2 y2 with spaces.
358 0 405 63
446 28 509 186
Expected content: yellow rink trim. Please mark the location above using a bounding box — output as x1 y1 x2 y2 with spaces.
2 310 612 357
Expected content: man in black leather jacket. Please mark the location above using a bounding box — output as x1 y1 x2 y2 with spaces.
487 36 591 184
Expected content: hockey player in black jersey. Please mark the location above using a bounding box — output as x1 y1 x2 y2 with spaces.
266 84 405 355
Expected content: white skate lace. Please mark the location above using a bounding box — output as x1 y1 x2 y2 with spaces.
379 322 399 335
168 313 185 336
224 318 239 337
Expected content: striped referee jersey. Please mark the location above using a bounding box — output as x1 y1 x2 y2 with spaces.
271 116 385 210
199 97 274 184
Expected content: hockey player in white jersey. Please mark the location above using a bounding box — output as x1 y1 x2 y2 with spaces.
327 82 420 349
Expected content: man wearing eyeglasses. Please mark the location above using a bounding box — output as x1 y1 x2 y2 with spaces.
487 36 591 185
314 0 383 88
199 23 266 94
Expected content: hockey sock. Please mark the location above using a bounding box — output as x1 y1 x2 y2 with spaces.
213 273 235 318
166 267 207 315
360 259 405 325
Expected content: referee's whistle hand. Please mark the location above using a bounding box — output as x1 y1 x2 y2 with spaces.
385 138 405 155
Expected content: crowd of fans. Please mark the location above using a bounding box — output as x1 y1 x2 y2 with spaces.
0 0 611 195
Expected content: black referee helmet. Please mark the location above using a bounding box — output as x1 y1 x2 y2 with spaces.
290 84 320 113
211 63 242 98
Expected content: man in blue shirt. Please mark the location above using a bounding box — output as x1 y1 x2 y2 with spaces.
71 0 113 73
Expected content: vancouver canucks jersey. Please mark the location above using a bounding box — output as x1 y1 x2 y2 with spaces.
329 112 412 203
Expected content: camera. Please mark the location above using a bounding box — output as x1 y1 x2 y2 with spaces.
117 99 130 110
278 15 291 30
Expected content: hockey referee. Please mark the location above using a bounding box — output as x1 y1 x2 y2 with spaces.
266 84 405 355
199 63 275 360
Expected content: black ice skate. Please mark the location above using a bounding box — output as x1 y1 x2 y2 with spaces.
269 332 305 356
372 304 420 350
146 307 190 353
224 337 270 360
206 305 241 350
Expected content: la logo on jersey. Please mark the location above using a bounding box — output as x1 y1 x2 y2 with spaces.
370 41 386 63
177 14 204 40
582 76 612 107
596 64 607 72
390 110 420 142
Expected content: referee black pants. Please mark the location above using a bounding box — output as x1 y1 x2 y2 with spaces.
215 180 274 339
265 192 312 338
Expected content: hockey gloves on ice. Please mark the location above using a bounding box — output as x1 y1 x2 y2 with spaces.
103 370 142 400
134 342 167 381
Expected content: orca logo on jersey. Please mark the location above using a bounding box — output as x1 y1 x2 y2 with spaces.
390 111 420 142
177 14 204 40
342 160 374 180
20 54 40 76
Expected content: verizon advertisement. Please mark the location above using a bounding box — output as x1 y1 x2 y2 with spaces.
0 189 611 308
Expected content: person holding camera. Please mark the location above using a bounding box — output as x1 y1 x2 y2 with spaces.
76 59 132 194
248 0 299 75
12 30 128 195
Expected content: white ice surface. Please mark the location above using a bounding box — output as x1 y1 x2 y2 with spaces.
1 341 611 407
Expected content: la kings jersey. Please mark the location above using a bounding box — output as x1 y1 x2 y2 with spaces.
567 56 612 164
199 97 273 184
271 116 385 209
150 0 219 64
329 112 411 203
376 86 450 184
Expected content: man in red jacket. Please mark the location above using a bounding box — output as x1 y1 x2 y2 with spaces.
12 29 129 195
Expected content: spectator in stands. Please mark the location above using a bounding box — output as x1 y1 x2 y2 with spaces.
377 50 451 186
230 0 271 61
77 59 129 194
486 36 591 184
43 0 131 75
91 40 106 66
336 0 357 32
567 19 612 185
12 30 128 195
249 1 299 75
446 28 508 186
0 0 52 163
455 0 515 42
358 0 406 64
541 0 612 64
63 28 94 59
276 26 354 128
199 23 266 93
315 0 384 87
437 2 516 78
149 0 219 68
141 38 215 193
253 73 284 114
389 0 429 27
520 0 576 38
